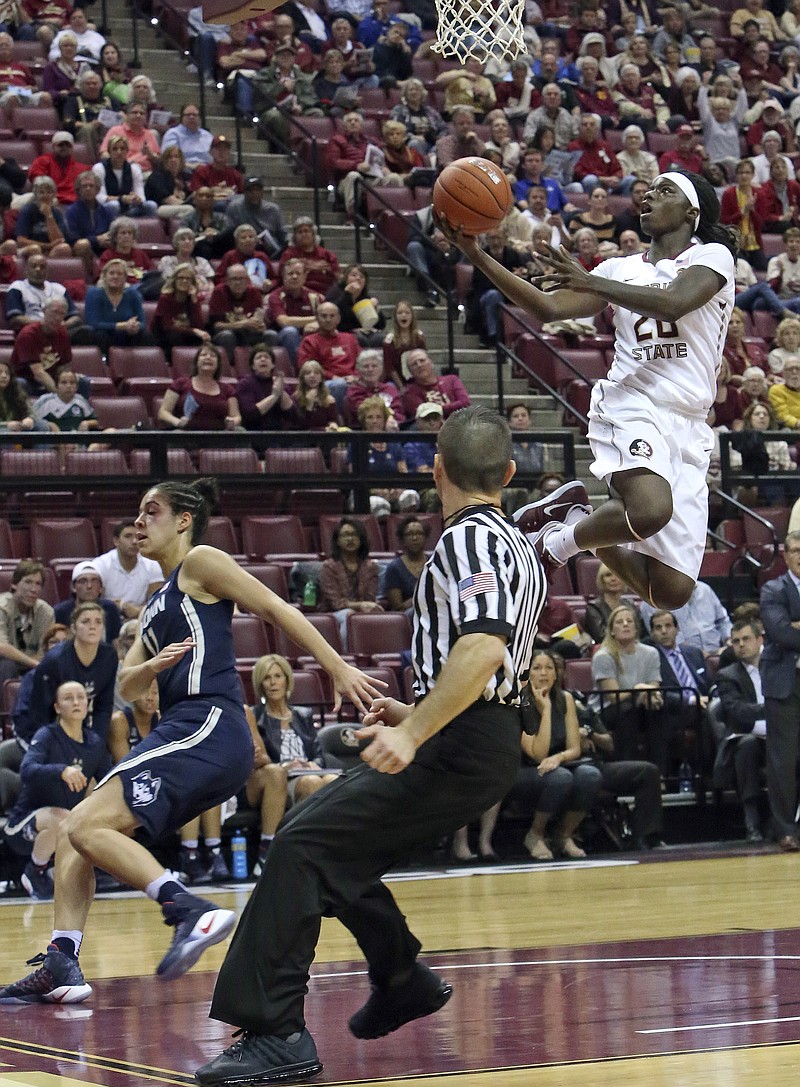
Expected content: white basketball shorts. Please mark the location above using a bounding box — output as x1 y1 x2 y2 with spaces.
587 380 713 581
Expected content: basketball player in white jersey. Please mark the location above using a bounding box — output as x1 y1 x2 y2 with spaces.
443 171 737 610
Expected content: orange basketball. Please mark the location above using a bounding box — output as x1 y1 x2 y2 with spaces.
433 157 514 236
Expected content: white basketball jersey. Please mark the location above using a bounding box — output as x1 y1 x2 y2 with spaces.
590 242 735 417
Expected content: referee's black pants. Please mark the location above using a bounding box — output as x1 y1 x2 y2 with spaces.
209 701 523 1037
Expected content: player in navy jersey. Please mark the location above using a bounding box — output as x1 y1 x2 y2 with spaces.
4 682 110 913
26 602 118 747
0 478 382 1006
443 171 737 611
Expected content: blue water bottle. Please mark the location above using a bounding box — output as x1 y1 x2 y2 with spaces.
231 832 248 880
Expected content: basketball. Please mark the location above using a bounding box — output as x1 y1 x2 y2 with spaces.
433 157 514 236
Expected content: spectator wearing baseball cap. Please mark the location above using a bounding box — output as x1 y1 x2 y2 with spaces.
249 39 323 150
224 175 287 258
657 124 706 175
53 562 122 644
401 400 444 510
28 132 84 206
190 135 244 206
746 98 796 157
751 129 797 185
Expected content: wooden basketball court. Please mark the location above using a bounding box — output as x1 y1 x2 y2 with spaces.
0 850 798 1086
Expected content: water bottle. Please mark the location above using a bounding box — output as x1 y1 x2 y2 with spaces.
678 761 693 794
302 577 317 608
231 832 248 880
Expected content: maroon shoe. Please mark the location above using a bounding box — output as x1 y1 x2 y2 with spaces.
513 481 591 570
202 0 284 24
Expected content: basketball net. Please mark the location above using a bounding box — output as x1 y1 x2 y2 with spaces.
432 0 527 63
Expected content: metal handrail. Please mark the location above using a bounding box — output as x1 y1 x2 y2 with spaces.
0 429 577 512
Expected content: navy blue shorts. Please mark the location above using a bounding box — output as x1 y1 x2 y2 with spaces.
97 697 253 838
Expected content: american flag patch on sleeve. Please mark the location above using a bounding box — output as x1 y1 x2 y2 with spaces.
459 572 499 600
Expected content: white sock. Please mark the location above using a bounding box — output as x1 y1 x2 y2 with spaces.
547 524 581 565
145 872 188 902
260 834 274 843
182 839 198 851
30 849 50 868
205 838 221 851
52 929 83 955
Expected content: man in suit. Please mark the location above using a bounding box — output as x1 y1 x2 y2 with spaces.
761 531 800 851
648 610 712 779
713 618 767 842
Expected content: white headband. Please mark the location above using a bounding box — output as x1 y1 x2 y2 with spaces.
654 172 700 214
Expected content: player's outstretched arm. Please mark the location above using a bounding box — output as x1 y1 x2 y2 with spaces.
182 546 386 714
539 243 725 322
437 219 606 322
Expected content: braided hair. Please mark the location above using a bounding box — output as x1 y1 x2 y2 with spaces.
149 478 219 544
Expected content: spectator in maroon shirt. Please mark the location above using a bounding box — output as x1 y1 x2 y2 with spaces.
266 257 322 362
745 99 795 156
755 156 800 233
208 263 268 362
658 123 706 174
158 342 241 431
291 359 340 431
11 297 72 396
343 348 404 428
151 264 210 357
215 223 275 293
97 216 153 286
568 114 623 193
189 135 244 206
573 57 618 127
296 300 359 411
237 342 294 432
400 347 470 420
278 216 339 295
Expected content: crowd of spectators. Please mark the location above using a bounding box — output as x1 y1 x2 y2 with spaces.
5 0 800 884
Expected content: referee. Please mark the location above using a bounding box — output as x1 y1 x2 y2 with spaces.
197 405 547 1087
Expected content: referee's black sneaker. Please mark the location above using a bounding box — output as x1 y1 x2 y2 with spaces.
195 1028 322 1085
348 963 453 1039
513 481 591 571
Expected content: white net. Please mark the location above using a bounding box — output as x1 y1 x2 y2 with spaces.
431 0 527 63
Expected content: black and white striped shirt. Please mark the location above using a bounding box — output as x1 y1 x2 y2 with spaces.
410 505 546 705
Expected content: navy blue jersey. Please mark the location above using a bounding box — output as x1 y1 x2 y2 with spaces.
123 706 159 750
26 641 119 745
6 722 111 828
139 563 240 714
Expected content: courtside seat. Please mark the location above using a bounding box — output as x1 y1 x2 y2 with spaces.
240 514 315 561
241 562 289 600
574 554 602 598
232 615 271 663
108 346 170 384
129 447 196 475
30 517 97 564
90 396 149 430
346 611 412 665
273 613 343 663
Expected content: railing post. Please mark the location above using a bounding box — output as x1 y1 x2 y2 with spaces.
130 0 141 67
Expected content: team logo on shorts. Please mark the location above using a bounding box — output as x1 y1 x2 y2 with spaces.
629 439 653 459
131 769 162 807
340 727 362 748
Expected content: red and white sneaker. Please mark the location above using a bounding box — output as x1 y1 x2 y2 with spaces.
513 481 591 570
201 0 284 24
